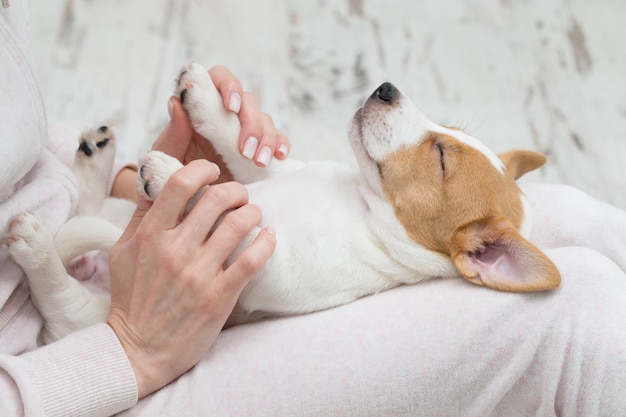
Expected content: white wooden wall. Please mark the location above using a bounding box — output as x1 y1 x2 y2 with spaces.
30 0 626 209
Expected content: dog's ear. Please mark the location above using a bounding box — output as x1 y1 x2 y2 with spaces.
450 217 560 292
498 150 546 180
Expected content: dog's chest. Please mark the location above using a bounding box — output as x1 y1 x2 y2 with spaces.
245 161 364 235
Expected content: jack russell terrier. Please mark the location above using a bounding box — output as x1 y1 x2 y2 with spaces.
7 62 560 343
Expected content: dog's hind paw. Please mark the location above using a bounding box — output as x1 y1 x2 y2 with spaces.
7 212 56 271
76 124 116 161
138 151 183 200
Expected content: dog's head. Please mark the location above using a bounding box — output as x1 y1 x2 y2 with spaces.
349 82 560 292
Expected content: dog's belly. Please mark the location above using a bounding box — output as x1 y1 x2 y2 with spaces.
232 161 402 315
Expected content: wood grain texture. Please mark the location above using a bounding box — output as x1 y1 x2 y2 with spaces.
30 0 626 209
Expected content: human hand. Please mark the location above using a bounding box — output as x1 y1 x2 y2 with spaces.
152 65 290 180
106 160 276 398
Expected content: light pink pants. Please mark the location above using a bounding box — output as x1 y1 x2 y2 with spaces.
121 184 626 417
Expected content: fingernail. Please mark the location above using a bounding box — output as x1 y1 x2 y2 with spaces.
242 136 258 159
256 146 272 167
229 93 241 113
266 226 276 236
167 97 174 120
211 162 221 177
277 144 289 158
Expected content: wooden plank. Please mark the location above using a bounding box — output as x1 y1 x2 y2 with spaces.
29 0 626 208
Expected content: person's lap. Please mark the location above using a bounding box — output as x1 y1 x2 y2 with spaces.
122 242 626 417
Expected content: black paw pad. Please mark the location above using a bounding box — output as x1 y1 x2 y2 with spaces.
96 138 110 148
143 180 151 198
78 140 93 157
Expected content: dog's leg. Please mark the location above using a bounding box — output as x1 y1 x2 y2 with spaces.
7 212 109 344
74 124 118 216
173 63 303 184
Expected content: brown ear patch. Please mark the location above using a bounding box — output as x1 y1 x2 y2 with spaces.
379 132 526 257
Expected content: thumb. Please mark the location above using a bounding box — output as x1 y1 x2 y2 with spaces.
151 96 194 161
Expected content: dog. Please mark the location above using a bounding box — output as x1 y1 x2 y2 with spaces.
7 62 560 343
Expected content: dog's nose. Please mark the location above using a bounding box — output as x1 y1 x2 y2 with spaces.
371 82 397 103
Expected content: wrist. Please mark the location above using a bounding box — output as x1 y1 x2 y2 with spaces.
107 314 157 399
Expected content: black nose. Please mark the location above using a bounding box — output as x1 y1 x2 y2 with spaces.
371 82 396 103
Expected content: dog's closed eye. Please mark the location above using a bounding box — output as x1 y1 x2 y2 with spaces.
435 142 445 173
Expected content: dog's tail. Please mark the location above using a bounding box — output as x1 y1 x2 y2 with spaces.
55 216 123 266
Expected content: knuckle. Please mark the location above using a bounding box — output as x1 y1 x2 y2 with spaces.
158 245 178 268
134 226 154 245
167 169 195 192
204 182 248 207
242 91 259 107
234 182 249 201
180 269 202 290
262 112 275 128
204 184 231 205
238 251 263 275
223 209 255 236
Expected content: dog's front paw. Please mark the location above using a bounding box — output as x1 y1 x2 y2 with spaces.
138 151 184 200
7 212 55 271
174 62 242 141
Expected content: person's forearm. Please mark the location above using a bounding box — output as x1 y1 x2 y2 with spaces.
111 167 139 203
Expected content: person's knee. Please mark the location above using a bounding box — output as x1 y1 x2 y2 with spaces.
549 246 622 289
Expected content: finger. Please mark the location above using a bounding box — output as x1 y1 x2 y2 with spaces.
202 203 263 268
145 159 221 229
208 65 243 114
253 113 278 167
218 226 277 296
238 92 264 163
180 182 249 245
274 129 290 160
151 96 194 161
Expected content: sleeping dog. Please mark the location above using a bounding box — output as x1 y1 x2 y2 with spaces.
7 62 559 343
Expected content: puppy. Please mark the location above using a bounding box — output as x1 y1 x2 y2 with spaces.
7 62 560 342
140 63 560 326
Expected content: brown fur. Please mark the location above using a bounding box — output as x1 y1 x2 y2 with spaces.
379 132 525 255
378 131 560 292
